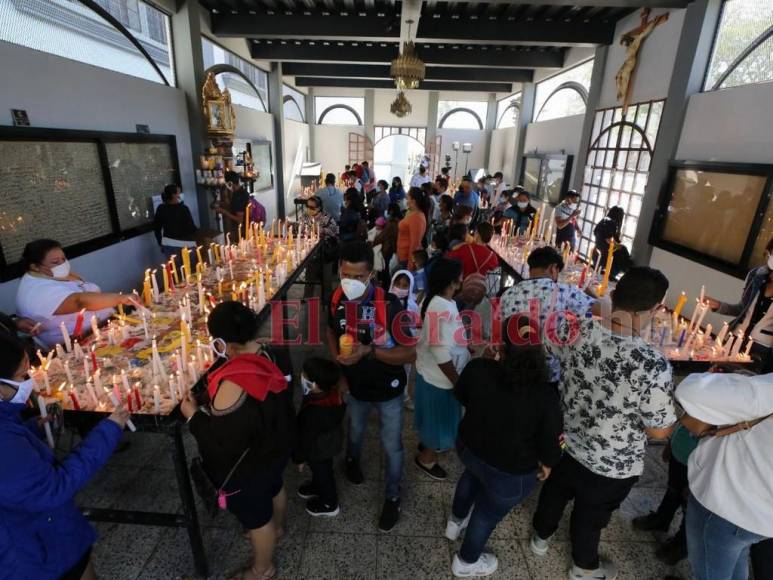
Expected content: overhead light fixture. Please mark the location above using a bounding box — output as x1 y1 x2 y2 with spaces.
390 91 412 118
390 20 425 91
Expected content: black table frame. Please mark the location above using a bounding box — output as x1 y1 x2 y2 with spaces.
64 243 321 577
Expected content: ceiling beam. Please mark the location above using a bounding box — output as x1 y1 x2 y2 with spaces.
462 0 689 7
293 77 513 92
283 62 533 82
416 17 615 46
250 41 566 68
210 13 400 40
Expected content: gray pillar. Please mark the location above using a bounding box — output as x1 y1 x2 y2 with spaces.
513 83 536 186
268 62 286 219
572 46 608 192
482 92 497 170
305 87 315 162
171 0 209 227
631 0 722 265
364 88 375 146
426 90 439 150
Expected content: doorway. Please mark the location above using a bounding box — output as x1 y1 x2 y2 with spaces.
373 126 427 186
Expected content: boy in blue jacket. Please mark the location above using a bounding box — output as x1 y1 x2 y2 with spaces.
0 335 130 580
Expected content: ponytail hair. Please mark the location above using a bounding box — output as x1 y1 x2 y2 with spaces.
421 257 462 319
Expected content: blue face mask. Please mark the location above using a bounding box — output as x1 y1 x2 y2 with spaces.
301 376 315 396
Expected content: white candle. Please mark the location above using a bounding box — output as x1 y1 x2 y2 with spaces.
120 369 130 391
153 385 161 415
42 369 51 395
93 369 102 392
228 260 234 281
82 357 90 379
63 360 73 384
168 375 178 405
85 380 99 408
699 284 705 304
60 322 72 352
715 322 729 346
107 392 136 432
141 312 149 340
151 269 160 302
90 315 101 340
36 395 55 448
743 339 754 358
730 331 744 358
198 281 205 315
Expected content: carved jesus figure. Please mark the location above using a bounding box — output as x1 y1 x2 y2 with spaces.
616 8 669 114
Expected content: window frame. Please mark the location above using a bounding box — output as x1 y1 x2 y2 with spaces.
533 58 594 123
438 108 485 130
496 96 520 129
534 82 589 122
201 36 270 112
282 84 306 123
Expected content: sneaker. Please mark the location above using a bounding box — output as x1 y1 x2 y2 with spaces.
568 559 618 580
632 511 670 532
297 481 319 500
414 456 448 481
345 457 364 485
305 497 340 518
655 536 688 565
451 553 498 577
378 498 401 532
445 508 472 541
530 532 550 557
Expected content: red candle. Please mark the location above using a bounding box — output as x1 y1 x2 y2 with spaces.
126 393 133 413
69 390 81 411
72 308 86 338
133 386 142 409
90 347 98 373
578 264 588 288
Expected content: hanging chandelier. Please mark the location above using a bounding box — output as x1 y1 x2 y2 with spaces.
390 20 425 90
390 91 412 117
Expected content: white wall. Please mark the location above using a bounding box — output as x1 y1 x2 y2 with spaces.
314 124 366 175
523 114 585 186
437 129 488 177
598 8 686 109
283 119 310 212
648 81 773 323
0 41 198 312
488 127 517 184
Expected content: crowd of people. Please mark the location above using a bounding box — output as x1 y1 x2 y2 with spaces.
0 162 771 580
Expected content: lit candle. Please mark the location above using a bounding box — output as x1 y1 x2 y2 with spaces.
73 340 84 361
112 375 122 404
153 385 161 415
181 247 192 284
196 245 204 267
208 243 216 266
72 308 86 338
170 257 180 285
36 395 55 448
60 322 72 353
162 263 170 294
715 322 729 346
151 269 160 302
168 375 178 405
743 338 754 359
63 359 73 384
673 291 688 320
68 386 81 411
730 331 744 358
85 380 99 408
107 392 136 432
133 382 142 410
90 315 101 340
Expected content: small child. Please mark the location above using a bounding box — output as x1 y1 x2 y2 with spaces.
412 250 429 303
389 271 419 410
294 357 346 517
367 216 386 243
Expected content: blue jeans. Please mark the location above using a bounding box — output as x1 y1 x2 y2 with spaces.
346 394 404 500
453 441 538 563
687 495 767 580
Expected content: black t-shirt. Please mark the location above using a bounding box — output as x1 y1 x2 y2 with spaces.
454 358 563 475
153 203 198 245
593 217 619 253
225 188 250 238
328 286 411 401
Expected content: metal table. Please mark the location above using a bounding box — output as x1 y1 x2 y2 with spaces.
64 242 321 577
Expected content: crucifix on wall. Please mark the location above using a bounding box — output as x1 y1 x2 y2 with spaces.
615 8 669 115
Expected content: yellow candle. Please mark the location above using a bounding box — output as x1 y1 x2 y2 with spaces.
238 224 243 243
181 247 191 283
673 291 688 319
245 207 251 241
170 256 180 285
162 264 169 294
196 245 203 266
598 240 615 296
117 300 124 318
143 277 152 307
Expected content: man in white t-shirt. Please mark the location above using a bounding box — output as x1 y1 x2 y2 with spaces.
410 165 431 189
491 171 507 206
677 370 773 580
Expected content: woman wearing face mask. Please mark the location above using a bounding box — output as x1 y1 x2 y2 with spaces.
301 196 339 301
181 301 295 580
414 258 470 481
706 236 773 373
504 190 537 235
15 239 136 349
0 334 130 580
153 183 199 260
388 176 407 209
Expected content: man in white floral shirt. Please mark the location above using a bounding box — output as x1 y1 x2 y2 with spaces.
530 267 677 580
500 246 599 389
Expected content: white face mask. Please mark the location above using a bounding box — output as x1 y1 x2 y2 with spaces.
340 278 368 301
301 376 315 396
516 201 529 209
211 337 228 359
767 255 773 270
50 260 71 279
390 287 409 299
1 377 35 405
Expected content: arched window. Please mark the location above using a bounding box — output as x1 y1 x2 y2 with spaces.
496 101 520 128
576 100 665 259
283 95 305 123
318 105 363 125
438 108 484 130
705 0 773 91
207 67 267 112
535 82 588 122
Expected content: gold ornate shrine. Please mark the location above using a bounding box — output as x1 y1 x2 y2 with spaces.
201 72 236 136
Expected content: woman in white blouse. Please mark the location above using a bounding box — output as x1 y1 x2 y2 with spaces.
15 239 135 348
414 257 470 481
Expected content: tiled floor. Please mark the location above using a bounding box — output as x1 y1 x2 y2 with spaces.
70 286 695 579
